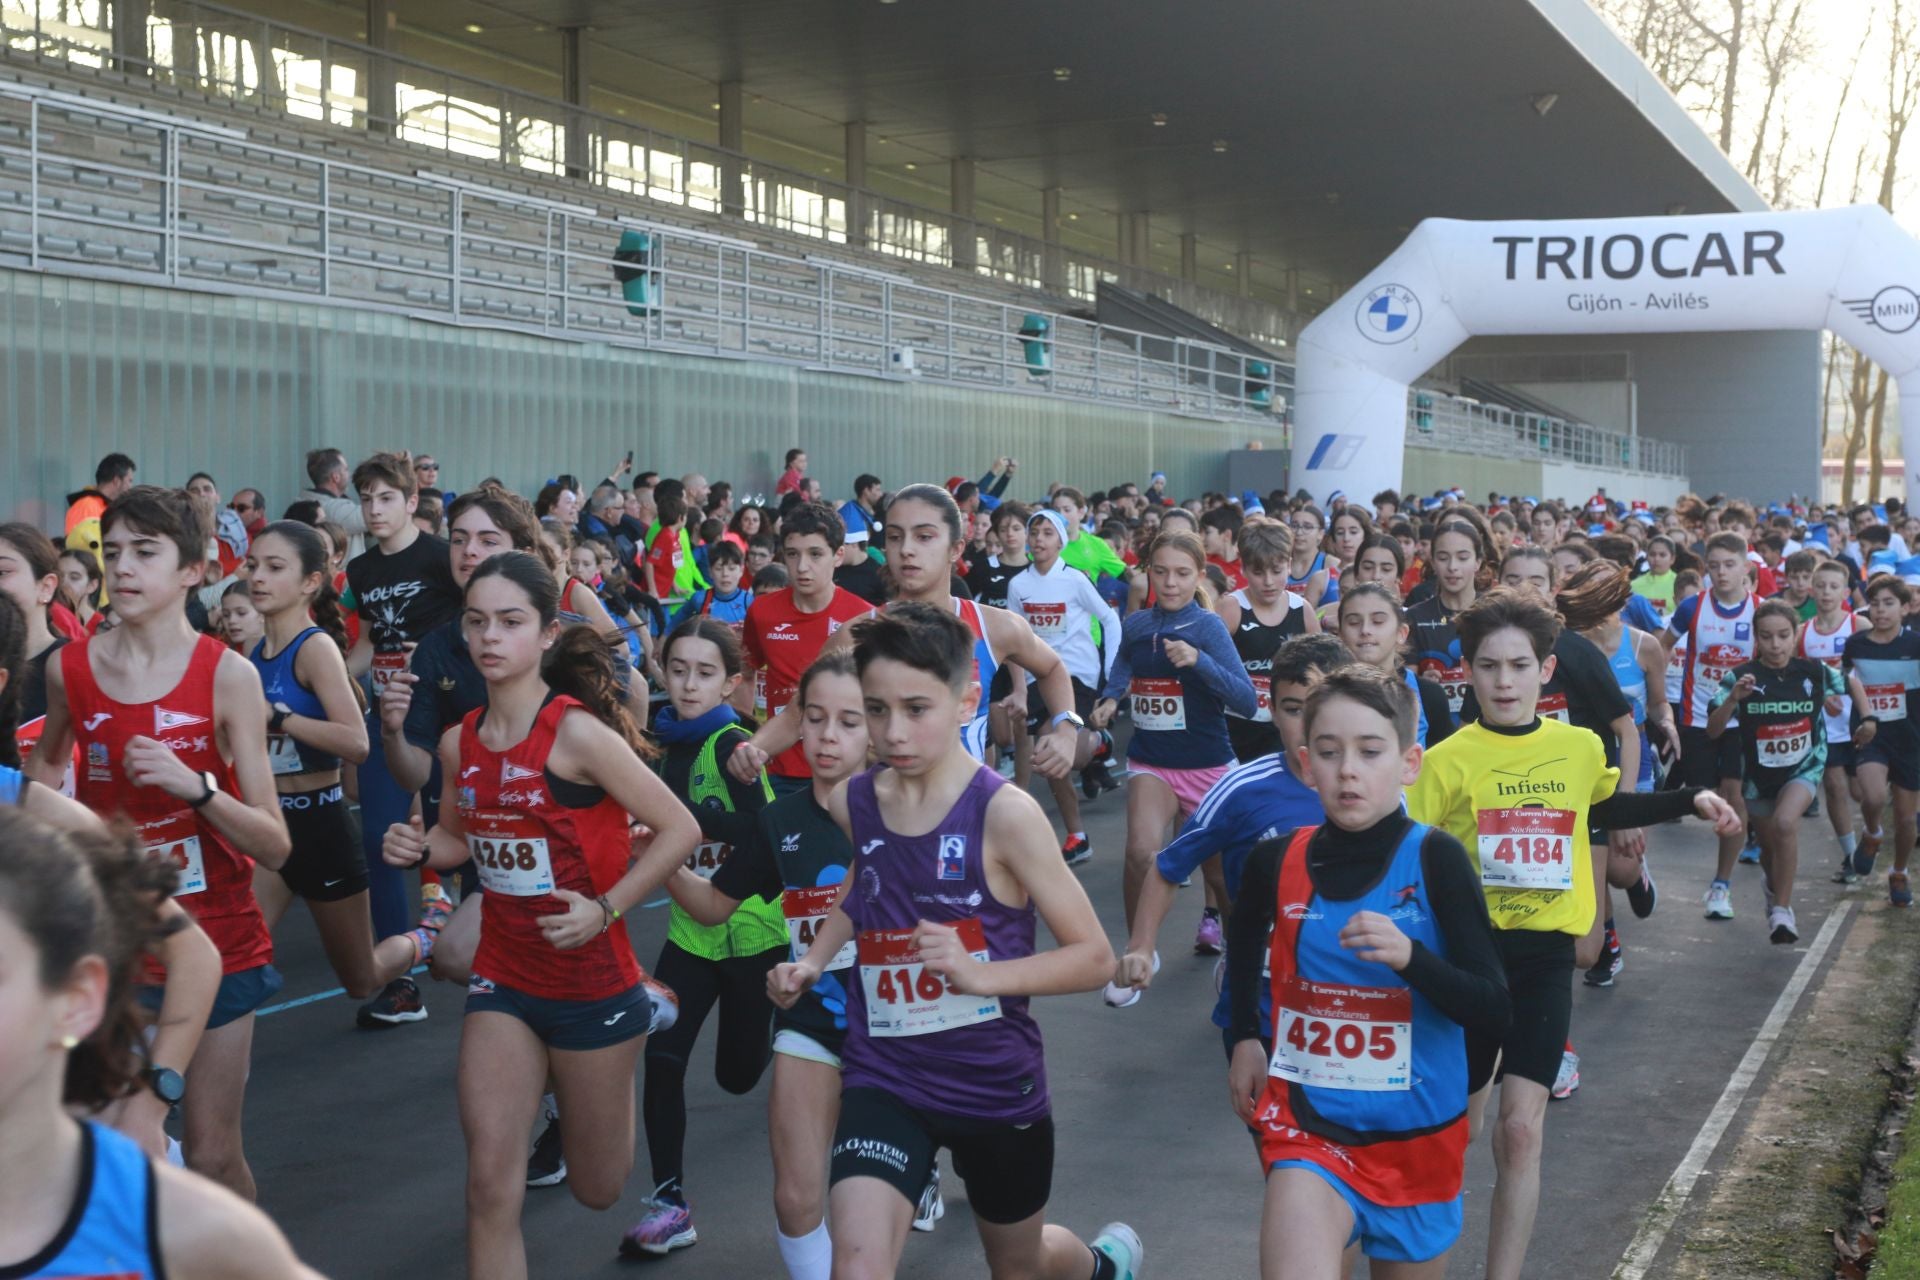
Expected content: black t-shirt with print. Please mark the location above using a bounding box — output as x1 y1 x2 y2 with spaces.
346 533 460 652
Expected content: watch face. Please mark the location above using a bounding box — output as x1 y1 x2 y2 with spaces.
148 1067 185 1103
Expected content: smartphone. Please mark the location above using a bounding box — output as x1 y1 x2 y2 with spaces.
624 449 634 467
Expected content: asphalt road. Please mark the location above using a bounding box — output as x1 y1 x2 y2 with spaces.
240 786 1869 1279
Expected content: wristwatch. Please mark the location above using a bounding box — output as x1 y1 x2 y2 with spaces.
1051 710 1086 732
187 771 219 809
143 1065 185 1106
268 702 292 734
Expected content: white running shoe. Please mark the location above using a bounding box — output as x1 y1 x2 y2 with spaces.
1703 880 1734 920
911 1165 944 1232
1768 905 1798 945
1090 1222 1145 1280
1549 1049 1581 1100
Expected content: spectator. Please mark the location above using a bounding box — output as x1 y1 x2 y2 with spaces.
63 451 136 542
230 487 269 539
839 474 884 554
580 483 622 543
297 446 369 555
680 472 711 512
413 453 454 505
185 471 249 577
774 447 807 496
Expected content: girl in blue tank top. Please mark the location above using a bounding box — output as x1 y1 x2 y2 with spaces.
0 807 317 1278
769 603 1143 1280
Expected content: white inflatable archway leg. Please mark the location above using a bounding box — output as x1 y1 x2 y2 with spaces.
1291 204 1920 505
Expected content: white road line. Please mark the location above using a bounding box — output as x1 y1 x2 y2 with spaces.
1612 900 1855 1280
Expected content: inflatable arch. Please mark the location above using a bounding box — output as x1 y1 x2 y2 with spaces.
1289 204 1920 503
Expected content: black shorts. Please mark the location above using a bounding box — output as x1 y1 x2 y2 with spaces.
831 1086 1054 1224
1857 733 1920 791
1826 739 1856 773
1023 675 1098 735
1466 932 1574 1091
1226 716 1281 764
278 785 368 902
464 973 659 1050
989 664 1014 704
1678 726 1744 789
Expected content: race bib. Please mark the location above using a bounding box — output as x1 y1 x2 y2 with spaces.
754 669 769 717
467 832 555 896
1537 691 1570 723
1418 659 1470 715
371 649 407 694
1249 674 1272 723
1866 683 1908 721
783 884 854 971
1756 718 1813 768
143 811 206 896
1022 601 1067 638
267 731 305 776
1700 644 1747 686
1270 977 1412 1092
858 917 1002 1037
1130 677 1187 731
686 840 729 880
1475 807 1576 891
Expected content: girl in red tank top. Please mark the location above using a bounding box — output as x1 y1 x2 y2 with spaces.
24 486 291 1204
380 552 701 1274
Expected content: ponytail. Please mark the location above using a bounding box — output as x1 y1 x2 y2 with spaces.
1554 560 1632 632
545 627 656 760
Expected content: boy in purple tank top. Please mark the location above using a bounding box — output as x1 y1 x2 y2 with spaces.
769 602 1144 1280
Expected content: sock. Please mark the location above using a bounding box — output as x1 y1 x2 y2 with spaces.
1090 1248 1118 1280
1070 831 1086 841
1603 917 1618 947
1841 832 1859 856
776 1221 832 1280
541 1092 558 1123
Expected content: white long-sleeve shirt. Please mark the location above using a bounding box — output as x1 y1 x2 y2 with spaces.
1006 558 1122 687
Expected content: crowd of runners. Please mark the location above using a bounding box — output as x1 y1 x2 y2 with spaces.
0 441 1909 1279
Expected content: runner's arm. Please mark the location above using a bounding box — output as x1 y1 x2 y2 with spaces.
1083 575 1124 676
155 1158 324 1279
289 632 370 763
994 610 1078 777
23 648 73 789
174 654 290 869
345 628 372 678
1184 615 1259 716
1589 785 1706 828
1398 832 1510 1038
959 786 1112 997
1225 836 1285 1043
145 903 219 1101
1704 672 1740 739
1611 712 1640 792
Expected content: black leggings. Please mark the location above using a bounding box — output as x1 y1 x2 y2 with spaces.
642 940 784 1196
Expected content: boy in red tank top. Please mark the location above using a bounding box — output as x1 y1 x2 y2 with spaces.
27 485 291 1202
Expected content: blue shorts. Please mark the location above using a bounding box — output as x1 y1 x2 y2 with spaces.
138 963 283 1031
1269 1160 1462 1264
1856 735 1920 791
464 973 658 1050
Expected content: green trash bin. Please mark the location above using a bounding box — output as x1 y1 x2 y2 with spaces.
613 229 656 318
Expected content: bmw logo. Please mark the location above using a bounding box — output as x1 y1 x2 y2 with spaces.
1356 283 1422 344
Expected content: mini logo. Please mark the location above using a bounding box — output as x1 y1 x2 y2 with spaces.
501 761 540 784
82 712 112 731
937 834 966 881
861 839 885 855
1356 283 1421 344
1843 285 1920 335
155 706 208 733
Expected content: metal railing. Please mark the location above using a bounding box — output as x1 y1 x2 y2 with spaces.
0 82 1287 420
0 76 1690 479
1410 389 1686 477
0 0 1305 347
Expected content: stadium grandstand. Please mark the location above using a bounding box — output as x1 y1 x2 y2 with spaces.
0 0 1815 516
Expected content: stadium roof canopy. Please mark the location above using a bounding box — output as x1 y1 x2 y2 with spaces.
409 0 1767 292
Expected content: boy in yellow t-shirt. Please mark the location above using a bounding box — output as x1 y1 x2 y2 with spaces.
1407 588 1736 1280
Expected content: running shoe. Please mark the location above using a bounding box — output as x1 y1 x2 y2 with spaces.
1080 757 1119 800
1102 952 1160 1008
1583 926 1622 988
620 1190 698 1257
1833 863 1862 885
1768 905 1799 945
642 975 680 1036
1062 834 1093 867
1626 859 1658 919
1738 838 1762 865
1549 1049 1581 1100
1891 870 1913 908
1703 880 1734 921
1194 910 1223 955
526 1112 566 1188
1090 1222 1145 1280
1856 833 1883 878
911 1165 943 1233
356 976 426 1027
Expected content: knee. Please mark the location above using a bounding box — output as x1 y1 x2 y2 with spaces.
773 1180 823 1234
569 1162 631 1212
1495 1111 1543 1167
465 1166 524 1222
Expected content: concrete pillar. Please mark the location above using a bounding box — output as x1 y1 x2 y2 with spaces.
1234 249 1252 298
1122 213 1150 275
950 156 976 271
1285 267 1298 312
1179 232 1197 282
1041 186 1063 293
109 0 148 76
366 0 395 133
844 121 867 246
718 79 744 217
560 26 590 180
